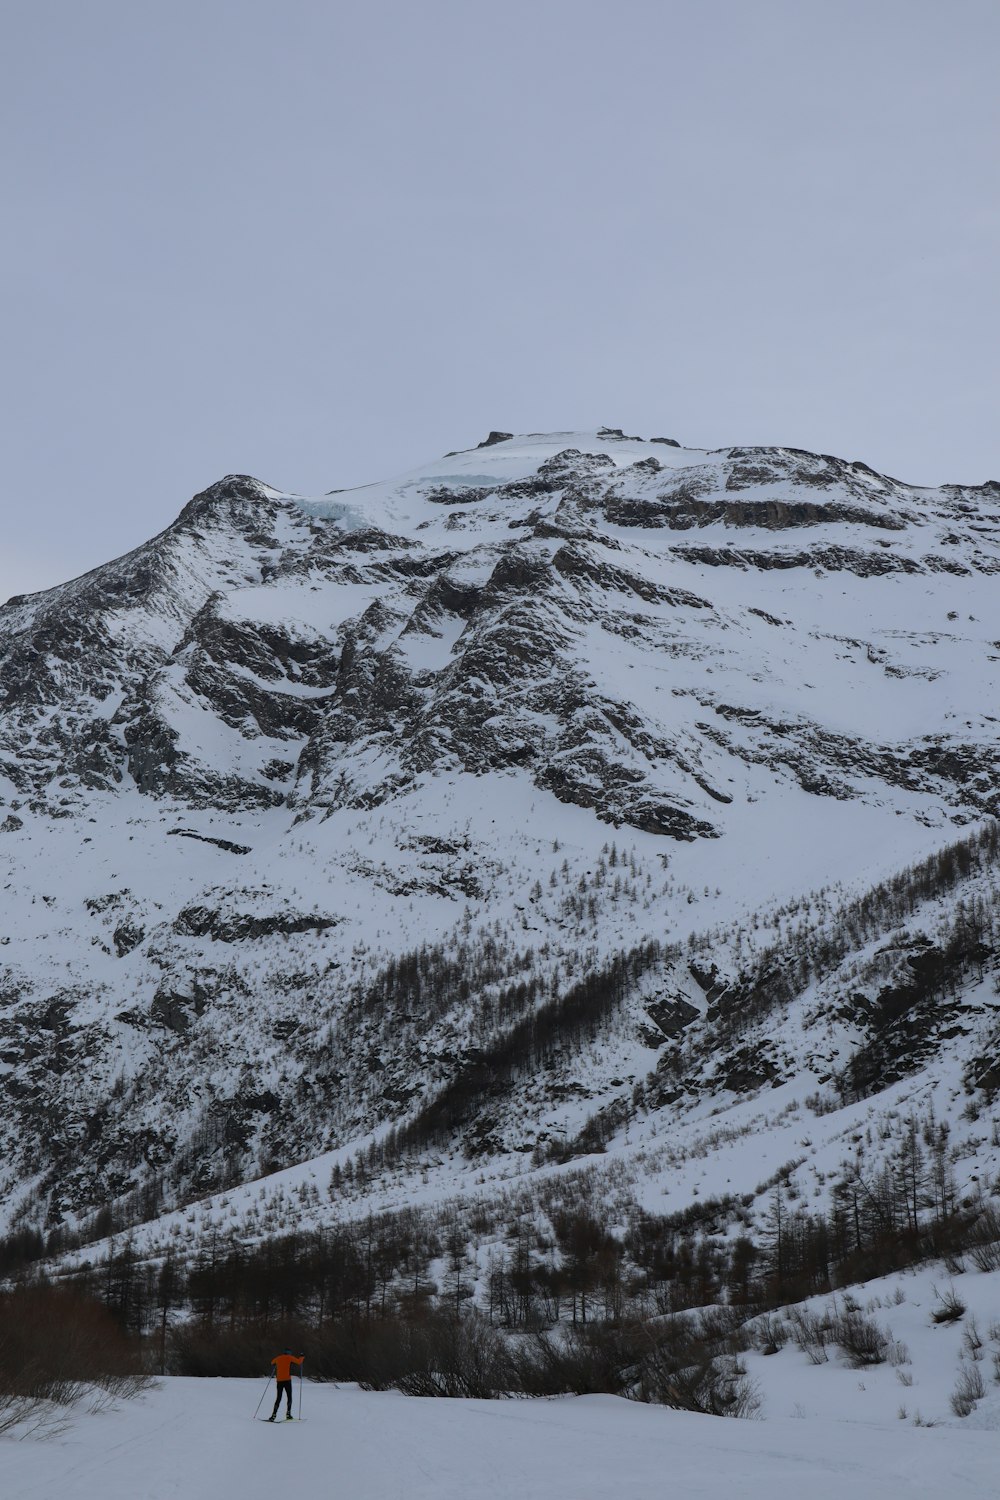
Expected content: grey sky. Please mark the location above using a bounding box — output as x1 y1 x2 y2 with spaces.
2 0 998 603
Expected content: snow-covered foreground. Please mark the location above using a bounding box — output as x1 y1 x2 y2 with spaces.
4 1376 997 1500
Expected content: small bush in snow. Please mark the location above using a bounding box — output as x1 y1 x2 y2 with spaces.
0 1284 146 1434
968 1206 1000 1272
930 1285 966 1324
752 1313 787 1356
787 1308 831 1365
950 1361 986 1418
834 1311 889 1369
962 1316 983 1361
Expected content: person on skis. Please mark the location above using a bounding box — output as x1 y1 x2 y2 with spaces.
268 1347 304 1420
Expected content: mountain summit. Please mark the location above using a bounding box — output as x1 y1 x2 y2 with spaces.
1 429 998 1259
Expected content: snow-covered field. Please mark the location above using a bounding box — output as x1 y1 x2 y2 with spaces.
6 1261 1000 1499
4 1373 996 1500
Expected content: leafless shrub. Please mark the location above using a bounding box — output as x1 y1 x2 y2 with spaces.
886 1338 911 1368
637 1320 760 1419
0 1285 145 1398
931 1285 966 1324
693 1304 753 1352
834 1311 889 1369
394 1312 515 1398
968 1206 1000 1272
0 1394 75 1440
0 1284 146 1433
752 1313 788 1356
514 1321 640 1398
951 1361 986 1417
787 1308 831 1364
962 1316 984 1361
0 1395 35 1438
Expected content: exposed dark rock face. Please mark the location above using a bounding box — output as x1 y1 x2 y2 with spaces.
644 995 700 1039
173 904 338 942
112 918 146 957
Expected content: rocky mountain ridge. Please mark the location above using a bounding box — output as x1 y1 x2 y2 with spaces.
1 429 998 1263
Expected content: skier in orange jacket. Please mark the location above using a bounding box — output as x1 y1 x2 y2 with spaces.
267 1348 304 1420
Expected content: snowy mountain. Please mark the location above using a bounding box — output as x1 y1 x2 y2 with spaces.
1 427 999 1274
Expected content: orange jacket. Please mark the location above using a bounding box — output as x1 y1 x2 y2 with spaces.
271 1354 304 1382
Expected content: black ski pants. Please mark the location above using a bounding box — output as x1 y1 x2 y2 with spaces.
271 1379 293 1417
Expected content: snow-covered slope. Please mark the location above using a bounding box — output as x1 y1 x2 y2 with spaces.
1 427 999 1263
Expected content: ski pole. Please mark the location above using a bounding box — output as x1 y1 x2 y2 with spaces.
253 1371 272 1421
298 1362 304 1420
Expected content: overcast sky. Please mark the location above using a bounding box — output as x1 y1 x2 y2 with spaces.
2 0 998 603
